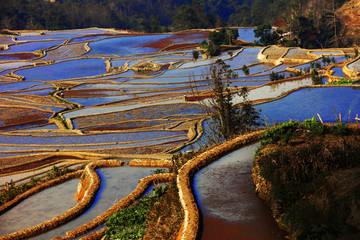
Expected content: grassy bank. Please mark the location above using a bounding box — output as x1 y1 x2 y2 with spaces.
104 181 183 240
252 118 360 239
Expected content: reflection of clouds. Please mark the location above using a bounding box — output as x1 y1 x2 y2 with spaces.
233 78 312 104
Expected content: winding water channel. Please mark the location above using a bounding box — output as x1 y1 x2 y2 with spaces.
194 143 285 239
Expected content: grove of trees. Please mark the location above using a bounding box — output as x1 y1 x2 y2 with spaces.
0 0 354 48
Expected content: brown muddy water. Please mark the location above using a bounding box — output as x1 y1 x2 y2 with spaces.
193 143 285 240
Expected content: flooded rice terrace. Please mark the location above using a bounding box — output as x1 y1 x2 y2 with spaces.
0 27 358 239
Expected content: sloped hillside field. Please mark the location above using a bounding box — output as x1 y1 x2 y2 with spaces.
0 27 358 239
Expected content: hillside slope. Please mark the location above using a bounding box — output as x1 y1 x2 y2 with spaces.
337 0 360 42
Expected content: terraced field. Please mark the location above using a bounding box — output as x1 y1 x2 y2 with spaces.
0 27 358 240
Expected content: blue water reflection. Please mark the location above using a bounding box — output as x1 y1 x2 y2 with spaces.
15 58 106 81
256 87 360 123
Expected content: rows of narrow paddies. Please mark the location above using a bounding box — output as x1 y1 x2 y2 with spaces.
1 26 359 239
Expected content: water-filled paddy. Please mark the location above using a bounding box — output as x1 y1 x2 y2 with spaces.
11 88 54 96
310 51 343 55
239 47 262 55
348 58 360 71
14 58 107 81
237 28 259 43
45 29 111 35
292 56 348 70
66 95 133 107
0 162 78 185
62 100 191 119
0 179 79 236
0 61 34 72
109 59 129 68
31 166 163 239
0 135 187 152
16 34 81 42
256 87 360 123
160 65 213 77
4 40 64 54
20 123 59 131
225 55 260 69
87 34 172 56
179 52 235 69
0 130 187 146
232 78 313 104
331 67 346 78
0 81 42 92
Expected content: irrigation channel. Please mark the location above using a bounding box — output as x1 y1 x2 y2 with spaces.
0 27 359 239
194 143 285 239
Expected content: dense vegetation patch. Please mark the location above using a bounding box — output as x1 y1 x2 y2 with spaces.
104 182 183 240
254 118 360 239
328 78 358 85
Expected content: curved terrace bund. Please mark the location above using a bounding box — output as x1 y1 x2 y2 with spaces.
343 56 360 80
0 159 174 240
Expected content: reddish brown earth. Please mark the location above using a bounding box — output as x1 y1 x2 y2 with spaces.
337 0 360 41
199 162 286 240
186 94 214 102
0 107 51 127
0 155 81 175
142 30 211 50
201 215 285 240
0 119 48 130
0 52 37 60
160 43 200 52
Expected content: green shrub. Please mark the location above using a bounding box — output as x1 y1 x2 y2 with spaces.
270 71 285 81
46 166 70 180
301 117 325 135
192 50 199 60
104 185 168 240
311 69 323 85
329 123 349 135
200 40 209 49
328 78 355 85
206 43 220 57
241 64 249 75
260 119 299 147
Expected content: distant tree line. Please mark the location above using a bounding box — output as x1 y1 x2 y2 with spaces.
279 0 353 48
0 0 354 47
0 0 348 32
